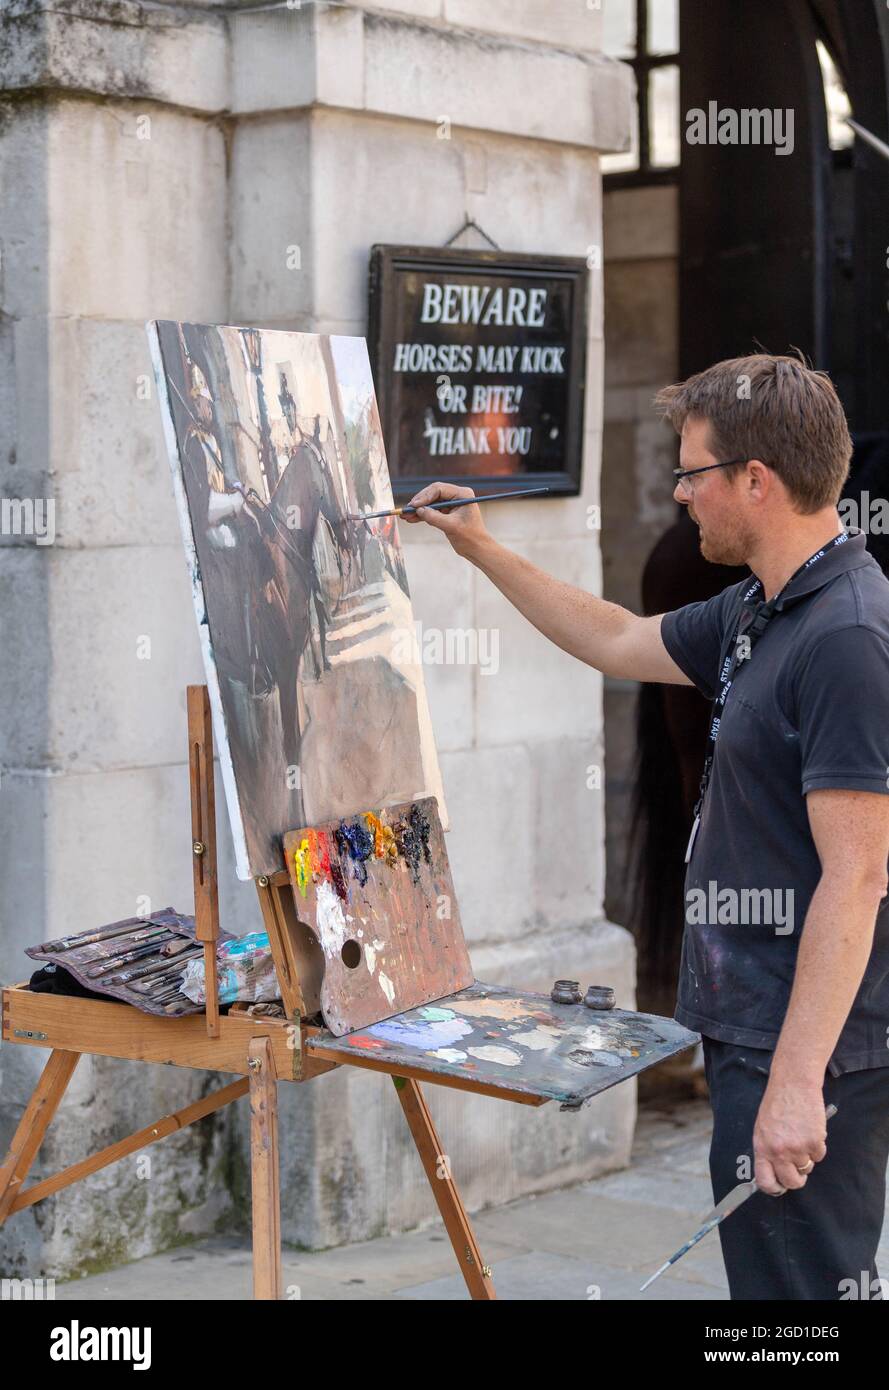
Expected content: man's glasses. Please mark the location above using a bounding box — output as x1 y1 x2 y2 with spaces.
673 457 750 497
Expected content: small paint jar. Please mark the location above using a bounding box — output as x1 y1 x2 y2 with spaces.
551 979 582 1005
583 985 615 1010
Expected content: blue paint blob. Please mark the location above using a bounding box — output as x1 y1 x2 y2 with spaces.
368 1016 472 1050
335 819 375 885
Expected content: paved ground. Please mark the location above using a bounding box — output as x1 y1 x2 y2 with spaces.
58 1095 732 1301
57 1091 889 1301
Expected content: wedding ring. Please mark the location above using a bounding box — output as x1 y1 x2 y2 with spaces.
797 1159 815 1174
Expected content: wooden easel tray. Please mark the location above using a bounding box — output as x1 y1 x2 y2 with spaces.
306 981 698 1109
0 984 318 1083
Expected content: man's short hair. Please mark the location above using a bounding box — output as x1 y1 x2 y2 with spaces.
653 353 852 512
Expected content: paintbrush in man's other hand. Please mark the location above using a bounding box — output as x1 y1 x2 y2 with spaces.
639 1103 839 1292
346 485 550 521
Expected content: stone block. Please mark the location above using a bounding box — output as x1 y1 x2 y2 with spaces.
7 315 182 550
44 98 227 321
229 113 313 324
604 184 679 261
362 13 631 150
444 0 603 52
438 743 535 944
0 545 204 774
399 543 475 753
531 734 606 923
230 5 319 116
0 98 50 320
0 760 261 956
1 1 228 112
474 537 601 747
603 258 678 388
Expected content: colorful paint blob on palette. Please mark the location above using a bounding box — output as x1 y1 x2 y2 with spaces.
292 804 433 901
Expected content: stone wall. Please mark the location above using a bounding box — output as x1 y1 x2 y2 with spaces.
0 0 636 1276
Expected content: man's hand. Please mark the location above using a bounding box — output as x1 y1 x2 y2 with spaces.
753 1080 828 1195
401 480 490 559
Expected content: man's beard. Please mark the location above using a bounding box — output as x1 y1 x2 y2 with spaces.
688 506 754 567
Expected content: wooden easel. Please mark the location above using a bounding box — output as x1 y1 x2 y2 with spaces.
0 686 497 1300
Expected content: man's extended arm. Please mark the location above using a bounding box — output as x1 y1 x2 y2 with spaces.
404 482 691 684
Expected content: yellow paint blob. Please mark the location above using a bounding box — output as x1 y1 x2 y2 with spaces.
294 837 311 897
364 811 398 864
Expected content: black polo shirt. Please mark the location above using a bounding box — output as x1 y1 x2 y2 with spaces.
660 528 889 1075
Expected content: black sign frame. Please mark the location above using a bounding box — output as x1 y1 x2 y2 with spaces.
368 244 588 501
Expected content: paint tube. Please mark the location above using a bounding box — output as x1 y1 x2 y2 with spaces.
179 931 279 1006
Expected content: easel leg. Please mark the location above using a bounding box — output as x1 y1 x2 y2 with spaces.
9 1078 248 1215
392 1077 496 1300
0 1049 80 1224
248 1037 282 1300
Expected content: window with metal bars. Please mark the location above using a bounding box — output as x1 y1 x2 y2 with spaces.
601 0 680 186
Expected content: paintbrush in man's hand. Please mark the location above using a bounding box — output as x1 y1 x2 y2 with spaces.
639 1103 839 1292
347 485 550 521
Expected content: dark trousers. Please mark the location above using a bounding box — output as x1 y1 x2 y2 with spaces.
703 1036 889 1300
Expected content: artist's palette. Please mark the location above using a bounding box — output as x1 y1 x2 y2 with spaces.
283 797 473 1035
307 981 699 1108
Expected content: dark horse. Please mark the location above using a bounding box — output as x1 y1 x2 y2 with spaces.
240 428 344 791
629 433 889 1014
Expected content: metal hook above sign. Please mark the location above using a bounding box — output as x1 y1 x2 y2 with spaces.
443 213 501 251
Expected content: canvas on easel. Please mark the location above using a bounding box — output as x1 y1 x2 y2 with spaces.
147 321 447 882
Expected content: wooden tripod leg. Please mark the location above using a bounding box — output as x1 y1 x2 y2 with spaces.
0 1050 80 1224
10 1078 248 1214
392 1077 496 1301
248 1037 281 1300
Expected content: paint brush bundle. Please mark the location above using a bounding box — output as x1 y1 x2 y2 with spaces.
283 796 473 1035
25 910 234 1018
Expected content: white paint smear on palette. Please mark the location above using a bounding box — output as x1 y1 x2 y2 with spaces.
315 880 349 958
364 938 384 974
509 1026 561 1052
430 1048 468 1064
581 1026 614 1050
580 1026 635 1059
467 1045 522 1067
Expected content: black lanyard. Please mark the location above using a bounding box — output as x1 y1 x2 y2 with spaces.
684 531 850 864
